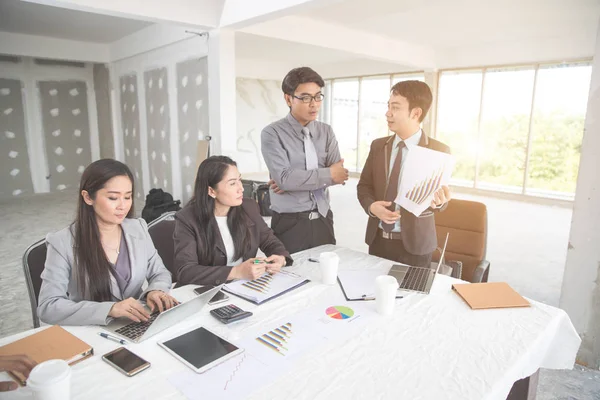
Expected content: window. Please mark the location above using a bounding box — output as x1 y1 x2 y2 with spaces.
436 62 591 199
478 67 535 192
323 72 424 172
526 63 592 197
436 70 483 186
358 77 390 169
331 79 359 172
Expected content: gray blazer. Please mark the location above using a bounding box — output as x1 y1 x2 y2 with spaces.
37 218 172 326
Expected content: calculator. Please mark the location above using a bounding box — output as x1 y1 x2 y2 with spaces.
210 304 253 324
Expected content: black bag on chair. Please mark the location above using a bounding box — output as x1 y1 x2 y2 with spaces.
241 180 273 217
255 183 272 217
141 188 181 224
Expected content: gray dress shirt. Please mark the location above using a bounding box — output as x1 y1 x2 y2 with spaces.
261 113 342 213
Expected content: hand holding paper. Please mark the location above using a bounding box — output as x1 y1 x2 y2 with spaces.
395 146 455 216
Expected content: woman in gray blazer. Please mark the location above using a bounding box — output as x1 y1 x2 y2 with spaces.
38 159 177 326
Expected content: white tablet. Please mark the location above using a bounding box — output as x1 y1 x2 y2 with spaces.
158 326 244 373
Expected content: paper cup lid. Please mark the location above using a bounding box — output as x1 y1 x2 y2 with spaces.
28 359 71 387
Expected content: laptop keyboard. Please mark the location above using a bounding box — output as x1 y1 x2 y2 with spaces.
399 267 431 292
114 311 159 341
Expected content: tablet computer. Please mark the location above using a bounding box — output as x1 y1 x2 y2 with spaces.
158 326 244 373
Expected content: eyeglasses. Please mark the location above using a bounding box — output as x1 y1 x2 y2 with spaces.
293 93 325 103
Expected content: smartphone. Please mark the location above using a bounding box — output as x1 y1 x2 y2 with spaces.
194 286 229 305
102 347 151 377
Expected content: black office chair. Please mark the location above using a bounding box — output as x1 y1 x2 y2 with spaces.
22 239 47 328
147 211 177 283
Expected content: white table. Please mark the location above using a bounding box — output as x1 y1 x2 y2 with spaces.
0 245 581 400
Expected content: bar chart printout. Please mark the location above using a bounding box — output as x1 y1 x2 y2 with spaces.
396 146 455 216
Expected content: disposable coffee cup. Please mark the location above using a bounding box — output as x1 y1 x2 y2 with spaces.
319 252 339 285
375 275 400 315
28 359 71 400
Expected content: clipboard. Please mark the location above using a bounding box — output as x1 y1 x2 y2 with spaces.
222 270 310 305
337 271 404 301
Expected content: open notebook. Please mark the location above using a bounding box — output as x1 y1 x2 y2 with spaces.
0 325 93 385
223 270 309 305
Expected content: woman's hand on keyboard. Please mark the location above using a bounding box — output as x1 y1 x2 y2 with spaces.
146 291 179 313
109 298 150 322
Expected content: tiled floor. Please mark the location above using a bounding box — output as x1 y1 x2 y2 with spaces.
0 180 598 399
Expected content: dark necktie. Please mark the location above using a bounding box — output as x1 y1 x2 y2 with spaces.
382 141 406 232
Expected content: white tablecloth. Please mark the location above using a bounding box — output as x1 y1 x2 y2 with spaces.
0 245 581 400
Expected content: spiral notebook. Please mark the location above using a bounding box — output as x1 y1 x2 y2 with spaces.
223 270 310 305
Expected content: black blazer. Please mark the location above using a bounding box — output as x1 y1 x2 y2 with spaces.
357 131 451 256
173 198 291 286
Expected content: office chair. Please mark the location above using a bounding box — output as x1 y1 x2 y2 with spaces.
433 199 490 283
22 238 47 328
147 211 177 283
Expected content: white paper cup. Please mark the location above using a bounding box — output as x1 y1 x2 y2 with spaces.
28 359 71 400
375 275 400 315
319 252 339 285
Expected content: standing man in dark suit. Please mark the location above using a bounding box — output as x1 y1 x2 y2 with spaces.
357 81 451 267
261 67 349 254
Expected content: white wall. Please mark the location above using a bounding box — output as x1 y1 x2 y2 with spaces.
0 57 99 195
110 35 209 202
235 77 288 174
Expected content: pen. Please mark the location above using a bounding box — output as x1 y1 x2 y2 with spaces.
361 295 376 301
98 332 127 345
253 260 275 264
308 258 319 263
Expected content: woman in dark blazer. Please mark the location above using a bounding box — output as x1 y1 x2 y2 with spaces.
174 156 291 286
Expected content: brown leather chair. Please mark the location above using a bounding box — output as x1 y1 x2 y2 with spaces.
433 199 490 283
22 239 47 328
147 211 177 283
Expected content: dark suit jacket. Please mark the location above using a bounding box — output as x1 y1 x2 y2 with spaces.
173 198 291 286
357 131 451 256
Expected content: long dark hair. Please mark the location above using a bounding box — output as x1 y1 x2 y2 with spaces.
74 159 135 301
190 156 251 264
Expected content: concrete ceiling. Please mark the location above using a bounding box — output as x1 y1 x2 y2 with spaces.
235 32 414 79
301 0 600 49
0 0 153 43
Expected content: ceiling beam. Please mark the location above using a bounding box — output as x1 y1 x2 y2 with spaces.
109 24 199 62
0 31 109 63
20 0 222 28
220 0 343 29
240 16 436 69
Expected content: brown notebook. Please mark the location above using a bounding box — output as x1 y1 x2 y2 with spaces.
0 325 93 385
452 282 530 310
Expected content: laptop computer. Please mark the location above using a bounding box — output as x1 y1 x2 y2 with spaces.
387 232 449 295
104 285 222 343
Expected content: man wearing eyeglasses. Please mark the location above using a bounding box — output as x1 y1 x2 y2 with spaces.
261 67 349 254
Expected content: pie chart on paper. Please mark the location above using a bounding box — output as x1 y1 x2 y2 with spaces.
326 306 355 320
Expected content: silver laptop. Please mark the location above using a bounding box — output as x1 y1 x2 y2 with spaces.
104 285 222 343
388 233 449 295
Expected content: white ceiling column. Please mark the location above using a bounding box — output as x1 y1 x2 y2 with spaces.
20 0 222 28
220 0 342 28
560 19 600 369
207 29 237 157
